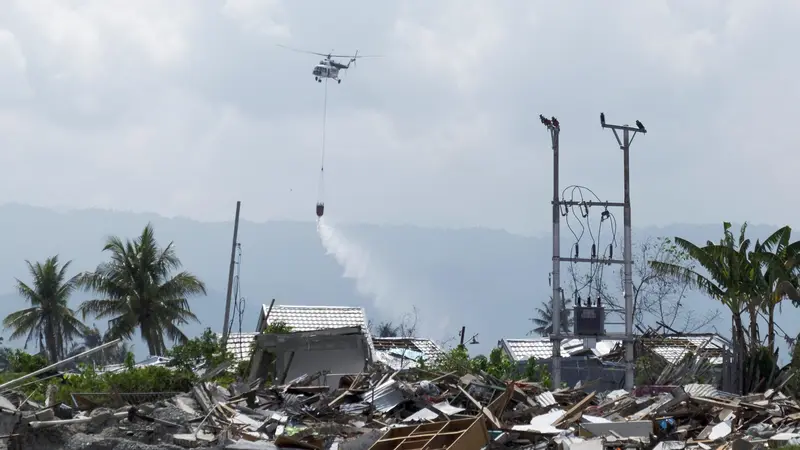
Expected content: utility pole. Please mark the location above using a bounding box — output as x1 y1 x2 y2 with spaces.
540 114 562 389
221 201 242 348
600 113 647 390
541 113 646 391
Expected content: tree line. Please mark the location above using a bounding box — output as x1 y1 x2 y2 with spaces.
2 223 205 364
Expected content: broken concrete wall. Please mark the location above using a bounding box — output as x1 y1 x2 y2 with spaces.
250 326 370 388
276 333 369 389
524 357 625 391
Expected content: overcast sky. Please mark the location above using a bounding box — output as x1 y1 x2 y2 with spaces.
0 1 796 236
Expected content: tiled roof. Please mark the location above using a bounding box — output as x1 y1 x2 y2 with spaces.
500 338 620 361
372 337 446 361
225 332 258 363
261 304 369 332
649 335 728 365
502 334 729 365
500 338 581 361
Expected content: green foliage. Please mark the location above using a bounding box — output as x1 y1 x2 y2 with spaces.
530 294 573 337
375 321 400 337
3 255 87 363
167 328 233 372
523 357 551 389
430 346 471 375
7 349 48 373
53 364 195 404
635 355 666 386
486 348 515 379
263 321 293 334
428 346 518 380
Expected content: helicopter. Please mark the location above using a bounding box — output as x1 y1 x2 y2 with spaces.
278 45 380 84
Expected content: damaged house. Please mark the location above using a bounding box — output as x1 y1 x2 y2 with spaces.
372 337 446 370
500 332 732 391
247 304 374 389
499 337 626 390
604 332 733 390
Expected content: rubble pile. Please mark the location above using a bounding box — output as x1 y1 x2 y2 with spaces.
3 366 800 449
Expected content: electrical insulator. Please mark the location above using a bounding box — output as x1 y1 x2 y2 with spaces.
609 244 613 259
591 244 596 259
575 245 579 258
316 202 325 218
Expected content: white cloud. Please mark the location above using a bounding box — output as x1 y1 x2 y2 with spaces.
0 1 797 233
0 29 32 101
222 0 290 37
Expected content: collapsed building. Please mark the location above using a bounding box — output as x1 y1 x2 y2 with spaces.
0 303 780 450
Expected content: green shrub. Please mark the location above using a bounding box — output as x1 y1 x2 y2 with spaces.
166 328 233 372
523 357 551 388
427 346 518 380
263 321 293 334
61 364 193 395
7 350 48 373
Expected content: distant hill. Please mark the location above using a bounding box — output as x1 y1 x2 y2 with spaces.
0 203 794 360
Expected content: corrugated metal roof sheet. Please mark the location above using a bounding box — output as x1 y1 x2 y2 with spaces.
535 391 557 407
684 383 720 399
362 380 405 413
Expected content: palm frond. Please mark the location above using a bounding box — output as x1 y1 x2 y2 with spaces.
79 224 206 356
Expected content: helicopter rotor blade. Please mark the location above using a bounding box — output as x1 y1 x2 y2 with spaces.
329 52 383 59
276 44 329 57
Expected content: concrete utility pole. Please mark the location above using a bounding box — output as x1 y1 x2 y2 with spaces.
541 113 646 390
540 114 562 389
221 200 242 349
600 113 647 390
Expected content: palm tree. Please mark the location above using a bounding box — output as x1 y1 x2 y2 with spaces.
530 293 573 337
2 256 87 363
376 321 400 337
649 222 766 393
77 223 206 356
66 325 132 366
750 226 800 355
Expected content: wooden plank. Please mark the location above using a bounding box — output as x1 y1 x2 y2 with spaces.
552 391 596 427
457 386 502 429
